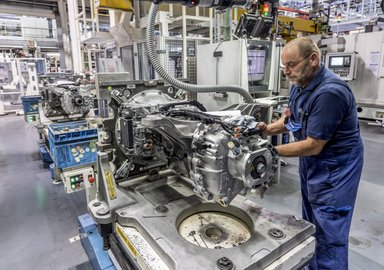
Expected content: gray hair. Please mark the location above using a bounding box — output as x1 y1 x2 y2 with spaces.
284 37 321 58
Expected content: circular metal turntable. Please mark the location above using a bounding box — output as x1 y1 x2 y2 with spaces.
178 211 251 249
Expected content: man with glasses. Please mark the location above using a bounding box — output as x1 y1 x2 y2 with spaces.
258 37 364 269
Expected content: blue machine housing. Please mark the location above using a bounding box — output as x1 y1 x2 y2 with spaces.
78 214 116 270
39 143 53 163
21 95 42 114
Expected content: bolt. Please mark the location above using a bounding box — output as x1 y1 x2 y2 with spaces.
97 207 110 216
217 257 234 270
155 205 168 214
256 163 266 173
268 228 285 239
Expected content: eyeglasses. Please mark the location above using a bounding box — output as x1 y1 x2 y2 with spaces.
280 52 313 71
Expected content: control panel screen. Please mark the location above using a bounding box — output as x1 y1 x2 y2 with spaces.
329 56 351 67
248 50 265 81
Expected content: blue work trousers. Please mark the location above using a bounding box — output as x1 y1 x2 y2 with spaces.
300 140 364 270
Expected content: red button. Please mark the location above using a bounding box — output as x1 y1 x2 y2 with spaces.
88 176 95 183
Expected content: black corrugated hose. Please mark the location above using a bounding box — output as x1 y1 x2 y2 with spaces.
145 3 254 103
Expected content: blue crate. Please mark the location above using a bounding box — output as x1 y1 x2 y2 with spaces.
21 95 42 114
50 139 98 169
48 121 98 169
48 120 98 143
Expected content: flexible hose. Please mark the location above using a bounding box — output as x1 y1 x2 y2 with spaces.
146 3 254 103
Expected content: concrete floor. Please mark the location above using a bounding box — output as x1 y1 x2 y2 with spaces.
0 115 383 269
0 115 91 270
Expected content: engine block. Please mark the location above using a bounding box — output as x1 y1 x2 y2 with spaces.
110 89 278 206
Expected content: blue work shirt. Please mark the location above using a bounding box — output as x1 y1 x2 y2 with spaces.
288 64 361 156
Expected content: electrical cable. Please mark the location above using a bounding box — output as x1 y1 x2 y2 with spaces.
145 3 254 103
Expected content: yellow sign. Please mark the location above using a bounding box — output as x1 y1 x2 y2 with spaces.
94 0 134 12
116 224 138 258
105 170 117 199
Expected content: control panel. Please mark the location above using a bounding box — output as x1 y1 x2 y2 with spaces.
325 52 357 81
62 167 95 193
25 113 40 124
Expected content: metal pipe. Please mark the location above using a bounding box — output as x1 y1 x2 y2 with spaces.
182 6 188 78
118 169 174 187
347 0 350 21
278 7 309 16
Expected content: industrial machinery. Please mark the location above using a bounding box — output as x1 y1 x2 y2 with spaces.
226 1 329 41
87 72 315 270
20 95 42 124
41 83 95 121
97 79 279 206
0 58 45 115
47 119 98 195
83 1 316 269
147 0 258 9
323 31 384 125
35 73 98 196
325 52 357 81
196 39 282 111
277 15 327 40
39 72 83 85
276 5 330 41
39 73 95 121
61 166 96 203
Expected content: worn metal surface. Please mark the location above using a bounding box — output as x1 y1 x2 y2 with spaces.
178 211 251 249
100 175 316 270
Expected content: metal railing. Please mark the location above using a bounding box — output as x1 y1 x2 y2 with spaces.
0 24 57 39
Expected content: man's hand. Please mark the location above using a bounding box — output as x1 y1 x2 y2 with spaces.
257 122 270 136
257 116 288 136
